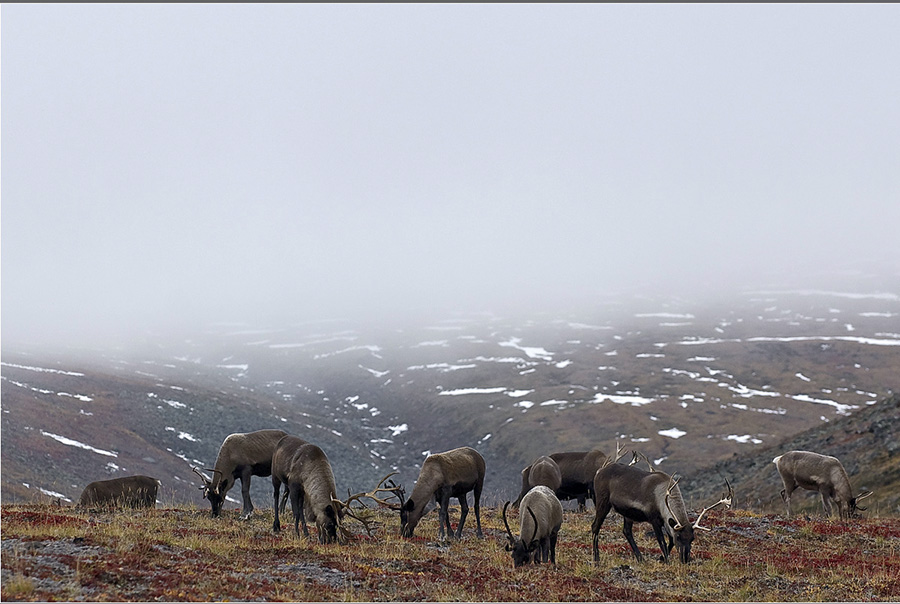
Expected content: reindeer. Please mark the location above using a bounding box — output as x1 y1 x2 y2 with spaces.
192 429 289 519
78 475 160 509
502 486 563 567
271 435 342 544
773 450 873 519
398 446 486 539
514 455 561 504
592 462 732 564
516 448 607 511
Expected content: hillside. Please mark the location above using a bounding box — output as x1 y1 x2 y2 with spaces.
3 277 899 513
683 393 900 516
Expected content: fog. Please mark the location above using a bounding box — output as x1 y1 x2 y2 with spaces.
3 4 899 350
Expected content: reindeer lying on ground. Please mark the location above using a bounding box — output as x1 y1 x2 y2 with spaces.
502 486 563 567
773 450 873 519
271 435 342 543
78 475 160 509
399 446 486 539
592 461 732 564
193 429 289 519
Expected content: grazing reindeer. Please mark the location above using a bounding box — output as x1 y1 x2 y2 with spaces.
515 448 607 511
78 475 160 509
192 429 289 519
399 446 486 539
592 463 732 564
502 486 563 567
773 450 873 519
271 435 342 544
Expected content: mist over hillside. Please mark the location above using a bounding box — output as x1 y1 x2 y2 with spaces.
3 263 899 516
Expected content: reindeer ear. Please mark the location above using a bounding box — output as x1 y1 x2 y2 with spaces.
668 518 678 529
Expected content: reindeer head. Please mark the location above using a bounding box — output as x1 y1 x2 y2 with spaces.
192 467 227 517
317 503 341 544
665 477 733 564
399 498 416 538
502 501 539 568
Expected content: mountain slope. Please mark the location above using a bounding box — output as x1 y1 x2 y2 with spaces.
3 278 899 512
683 393 900 516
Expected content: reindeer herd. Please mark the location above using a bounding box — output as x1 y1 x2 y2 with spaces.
75 428 874 568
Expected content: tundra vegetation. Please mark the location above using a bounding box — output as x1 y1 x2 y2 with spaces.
2 501 899 602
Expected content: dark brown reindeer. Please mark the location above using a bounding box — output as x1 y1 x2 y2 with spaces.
271 435 343 543
78 475 160 509
773 450 873 519
515 448 607 511
399 446 486 539
592 462 732 564
192 429 289 519
502 486 563 567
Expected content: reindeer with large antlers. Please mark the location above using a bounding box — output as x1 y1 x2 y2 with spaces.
591 461 733 564
192 429 289 519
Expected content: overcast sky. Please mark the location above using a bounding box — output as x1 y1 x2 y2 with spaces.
3 4 899 349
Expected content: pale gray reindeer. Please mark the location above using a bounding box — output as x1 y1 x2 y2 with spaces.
773 450 873 519
399 446 486 539
78 475 160 509
514 448 607 511
502 486 563 567
592 462 732 564
271 435 342 544
192 429 289 519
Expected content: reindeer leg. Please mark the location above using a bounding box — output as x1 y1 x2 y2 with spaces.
591 497 611 563
239 467 254 520
651 521 669 564
438 491 451 540
820 490 834 518
473 482 484 538
290 484 309 539
623 518 644 563
550 529 558 565
272 478 282 533
456 495 469 540
782 485 795 517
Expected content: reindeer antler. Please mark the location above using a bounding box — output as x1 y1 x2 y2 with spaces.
191 466 212 490
664 475 685 531
601 440 629 469
629 450 657 473
330 472 407 539
501 501 515 541
854 489 874 512
692 478 734 532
